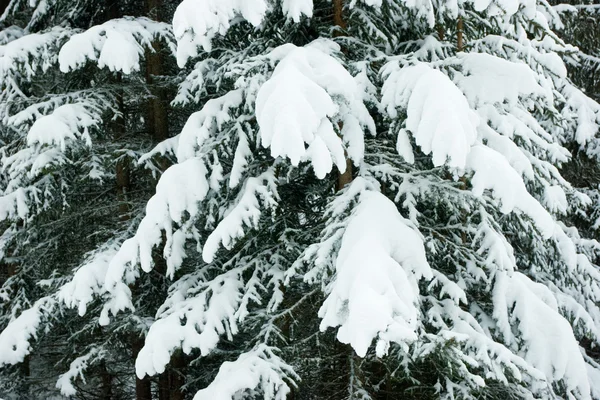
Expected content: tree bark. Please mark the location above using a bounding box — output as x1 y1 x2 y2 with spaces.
99 360 113 400
332 0 353 191
145 0 169 145
457 17 464 52
132 337 152 400
169 351 186 400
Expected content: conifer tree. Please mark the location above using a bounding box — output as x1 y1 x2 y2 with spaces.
0 0 600 399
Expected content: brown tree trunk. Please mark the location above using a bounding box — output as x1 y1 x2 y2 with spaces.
145 0 169 145
99 360 113 400
132 337 152 400
457 17 464 52
169 351 186 400
332 0 353 191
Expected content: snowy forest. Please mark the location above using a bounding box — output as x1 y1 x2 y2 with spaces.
0 0 599 399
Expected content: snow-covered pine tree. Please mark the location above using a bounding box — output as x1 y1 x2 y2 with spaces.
2 0 600 399
0 0 184 398
93 0 600 398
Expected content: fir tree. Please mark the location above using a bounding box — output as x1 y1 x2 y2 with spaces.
1 0 600 399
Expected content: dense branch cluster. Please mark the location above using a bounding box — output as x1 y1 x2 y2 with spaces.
0 0 599 399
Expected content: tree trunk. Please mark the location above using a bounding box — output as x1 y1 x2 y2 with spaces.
457 17 464 52
158 371 170 400
332 0 353 191
145 0 169 147
99 360 113 400
169 351 186 400
132 337 152 400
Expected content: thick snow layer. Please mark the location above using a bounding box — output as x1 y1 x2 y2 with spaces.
0 297 55 366
382 63 478 170
494 272 591 399
455 52 549 107
173 0 268 65
27 103 98 151
466 145 554 238
319 183 432 357
256 43 373 178
59 17 174 74
192 345 296 400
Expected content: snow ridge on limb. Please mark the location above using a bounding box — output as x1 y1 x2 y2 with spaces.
0 296 56 366
193 345 298 400
318 178 432 357
493 272 592 399
172 0 315 66
59 17 175 74
256 42 374 179
381 62 478 171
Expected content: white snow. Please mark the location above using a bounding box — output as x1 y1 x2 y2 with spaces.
256 42 373 178
59 17 174 74
493 272 591 399
192 345 296 400
173 0 268 66
382 63 478 170
319 181 432 357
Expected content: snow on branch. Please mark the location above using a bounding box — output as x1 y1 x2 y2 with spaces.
59 17 175 74
26 103 100 151
466 145 554 238
104 158 209 297
202 169 278 263
493 271 591 398
136 267 246 377
193 345 298 400
173 0 267 65
318 178 432 357
56 348 103 396
0 27 70 82
256 42 374 179
172 0 314 66
0 296 56 366
381 62 478 170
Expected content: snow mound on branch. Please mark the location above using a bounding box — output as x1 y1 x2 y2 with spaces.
456 52 549 107
102 159 209 322
0 297 55 366
58 242 120 317
173 0 268 66
173 0 315 65
256 42 373 179
319 183 432 357
382 63 478 170
466 145 554 238
27 104 99 151
494 272 591 399
59 17 174 74
192 345 297 400
282 0 314 22
0 27 70 81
